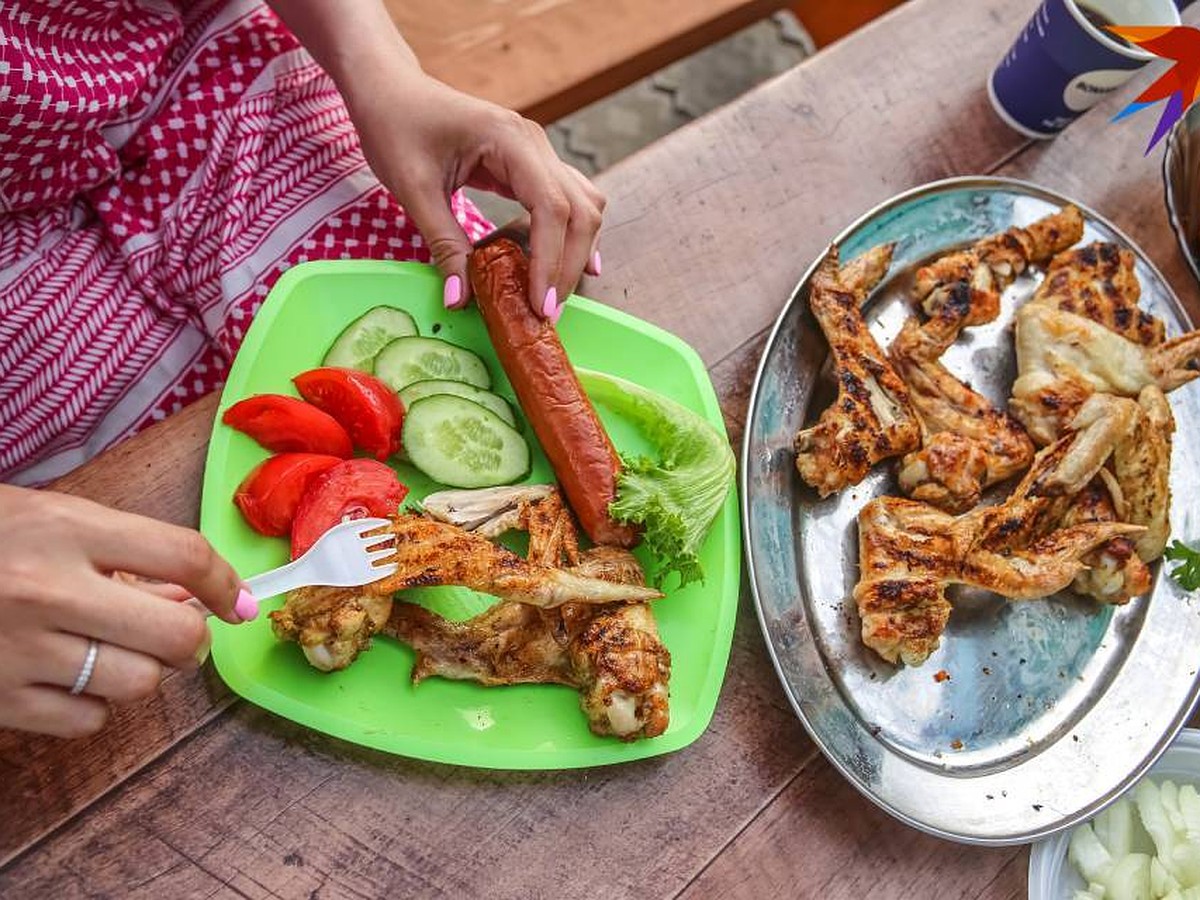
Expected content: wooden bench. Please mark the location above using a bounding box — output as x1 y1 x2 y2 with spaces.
386 0 906 123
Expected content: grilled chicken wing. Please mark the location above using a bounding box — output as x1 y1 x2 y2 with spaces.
892 208 1082 511
1032 242 1163 346
1057 472 1151 605
911 205 1084 322
270 487 658 672
1011 303 1200 445
367 514 662 607
386 599 575 686
1004 246 1180 598
568 599 670 739
1012 376 1169 605
269 586 393 672
891 309 1034 511
795 246 920 496
1113 385 1174 562
387 488 671 741
385 558 671 740
855 394 1144 666
856 500 1136 665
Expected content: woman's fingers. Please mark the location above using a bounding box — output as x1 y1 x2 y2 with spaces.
399 172 474 311
0 686 109 739
61 496 243 623
52 575 210 671
35 632 170 702
502 128 604 320
565 166 605 276
549 163 604 319
521 177 570 320
111 572 191 602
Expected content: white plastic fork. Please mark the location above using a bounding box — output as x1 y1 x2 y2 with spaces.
187 517 397 615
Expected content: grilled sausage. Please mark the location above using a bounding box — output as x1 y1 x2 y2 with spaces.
468 239 640 548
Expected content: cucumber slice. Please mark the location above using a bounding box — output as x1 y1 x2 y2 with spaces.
398 379 516 427
402 395 529 488
375 336 491 392
324 306 418 372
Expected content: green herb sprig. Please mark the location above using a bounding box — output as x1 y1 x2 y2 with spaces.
1164 540 1200 591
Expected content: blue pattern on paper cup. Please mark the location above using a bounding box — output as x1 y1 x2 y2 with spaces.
990 0 1153 138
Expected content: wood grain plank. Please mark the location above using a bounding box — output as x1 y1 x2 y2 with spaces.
676 752 1025 900
0 598 813 899
47 394 218 521
668 18 1200 897
0 0 1045 871
584 0 1030 369
4 0 1179 895
389 0 792 123
0 396 225 868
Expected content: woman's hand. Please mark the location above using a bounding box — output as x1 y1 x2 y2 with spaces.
267 0 606 321
0 486 253 738
351 75 606 323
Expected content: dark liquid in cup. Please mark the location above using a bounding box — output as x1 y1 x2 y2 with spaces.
1074 2 1135 48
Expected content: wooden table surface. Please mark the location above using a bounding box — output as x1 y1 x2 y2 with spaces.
4 0 1199 897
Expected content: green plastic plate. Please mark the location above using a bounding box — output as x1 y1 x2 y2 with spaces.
199 260 740 769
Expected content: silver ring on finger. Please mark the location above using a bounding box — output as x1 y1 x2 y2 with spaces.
69 639 100 696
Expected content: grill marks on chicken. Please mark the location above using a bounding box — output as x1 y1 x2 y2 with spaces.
891 310 1034 512
891 208 1083 512
385 553 671 741
1011 304 1190 446
855 395 1144 666
366 514 662 608
1034 242 1163 346
269 487 671 740
1114 386 1174 563
999 239 1186 603
270 586 393 672
386 491 671 741
801 208 1189 664
912 205 1084 322
794 246 920 496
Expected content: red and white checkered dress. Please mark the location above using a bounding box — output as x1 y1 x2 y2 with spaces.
0 0 491 485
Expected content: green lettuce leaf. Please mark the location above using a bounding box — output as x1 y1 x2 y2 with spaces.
576 369 735 589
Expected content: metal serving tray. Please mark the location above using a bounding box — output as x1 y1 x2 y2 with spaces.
741 176 1200 844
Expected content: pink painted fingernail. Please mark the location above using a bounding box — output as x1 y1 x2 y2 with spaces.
234 588 258 622
550 299 566 326
541 286 558 319
443 274 462 309
590 250 602 277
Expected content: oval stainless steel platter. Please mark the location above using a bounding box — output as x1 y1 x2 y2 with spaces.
741 176 1200 845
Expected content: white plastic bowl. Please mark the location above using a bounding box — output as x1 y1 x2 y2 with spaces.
1028 728 1200 899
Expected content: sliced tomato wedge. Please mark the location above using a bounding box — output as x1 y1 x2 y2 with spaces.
222 394 353 457
233 453 343 537
290 458 408 558
293 367 404 461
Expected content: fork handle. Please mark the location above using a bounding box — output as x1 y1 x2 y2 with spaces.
182 557 310 618
242 557 309 601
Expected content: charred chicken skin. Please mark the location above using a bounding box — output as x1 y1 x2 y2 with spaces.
794 245 921 497
386 488 671 741
365 514 662 608
1011 296 1200 446
855 394 1143 666
269 491 660 673
893 207 1083 512
1032 242 1164 346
